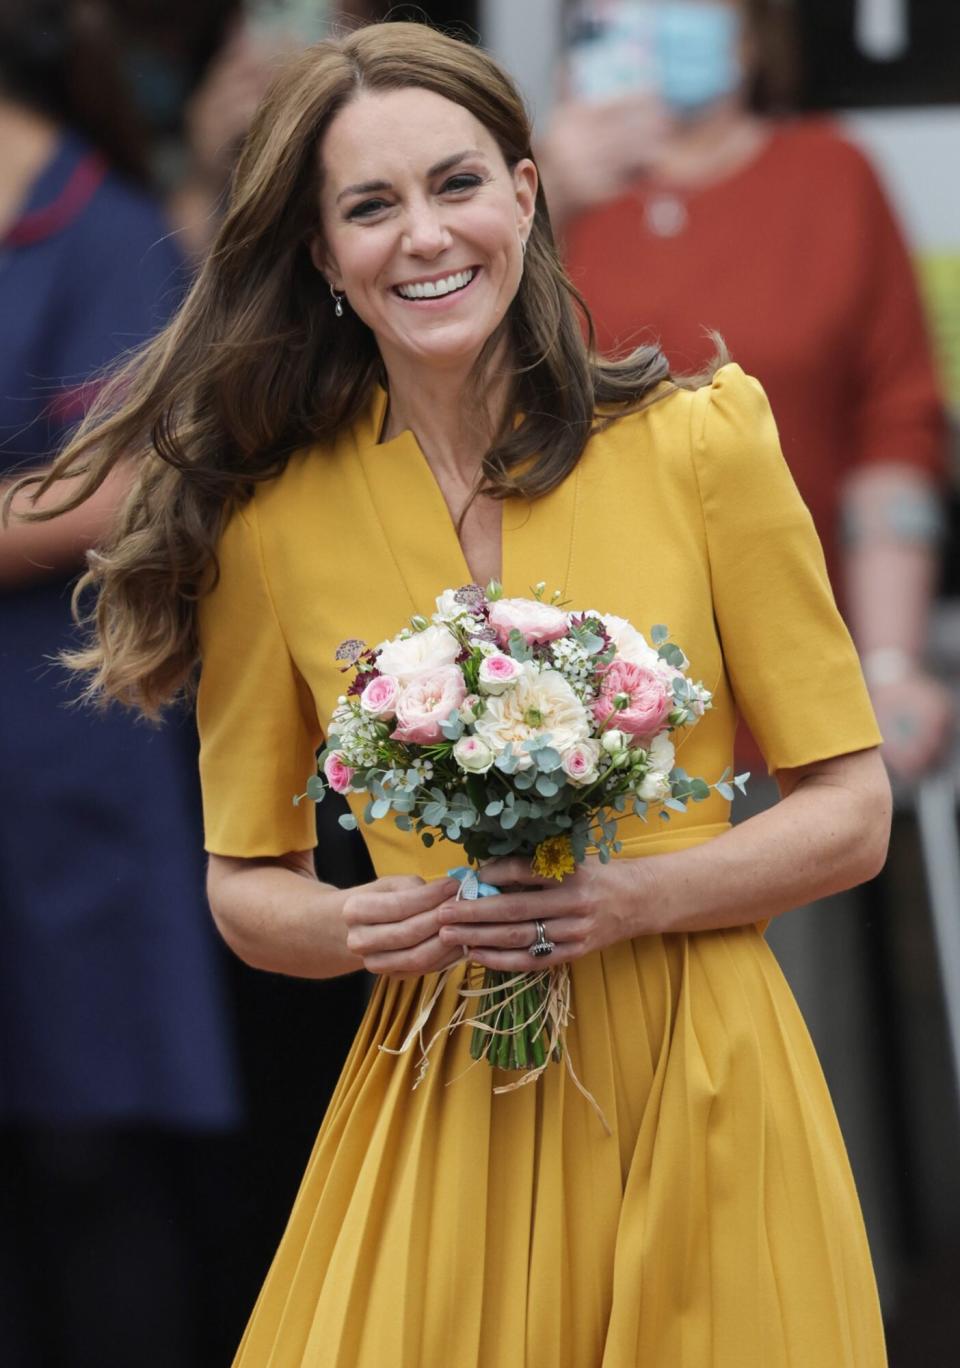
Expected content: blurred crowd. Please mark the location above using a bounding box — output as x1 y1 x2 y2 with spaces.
1 2 957 1365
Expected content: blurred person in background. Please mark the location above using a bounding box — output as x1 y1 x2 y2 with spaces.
538 0 952 1309
0 2 240 1364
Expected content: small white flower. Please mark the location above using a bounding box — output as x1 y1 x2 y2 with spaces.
432 588 472 625
639 770 672 803
459 693 483 724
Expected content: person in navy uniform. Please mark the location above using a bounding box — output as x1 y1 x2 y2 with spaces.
0 4 240 1363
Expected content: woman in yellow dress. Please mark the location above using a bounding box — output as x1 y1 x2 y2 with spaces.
13 22 892 1366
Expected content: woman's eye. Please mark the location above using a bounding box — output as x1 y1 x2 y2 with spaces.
442 173 483 194
347 198 390 220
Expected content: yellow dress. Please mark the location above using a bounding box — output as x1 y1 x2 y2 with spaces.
198 364 887 1366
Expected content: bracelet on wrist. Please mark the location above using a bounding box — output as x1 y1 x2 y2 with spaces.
860 646 919 689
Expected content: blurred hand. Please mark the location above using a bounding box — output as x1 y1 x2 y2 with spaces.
342 874 464 978
437 855 645 971
537 94 670 224
184 22 292 190
870 669 955 782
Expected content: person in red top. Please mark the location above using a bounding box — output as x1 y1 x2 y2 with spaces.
540 0 951 783
538 0 953 1314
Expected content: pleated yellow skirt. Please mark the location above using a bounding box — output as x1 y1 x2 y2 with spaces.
232 919 886 1366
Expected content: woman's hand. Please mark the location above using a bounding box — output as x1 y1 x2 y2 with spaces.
342 874 464 978
870 670 954 781
536 94 668 227
437 856 647 972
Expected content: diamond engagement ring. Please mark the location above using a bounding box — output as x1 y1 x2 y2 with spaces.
529 920 555 958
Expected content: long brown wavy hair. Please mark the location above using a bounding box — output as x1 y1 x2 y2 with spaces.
7 20 713 717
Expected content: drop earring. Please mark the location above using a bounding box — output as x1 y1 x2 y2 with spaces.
330 283 344 318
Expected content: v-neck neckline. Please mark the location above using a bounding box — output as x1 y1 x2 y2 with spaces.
355 385 581 616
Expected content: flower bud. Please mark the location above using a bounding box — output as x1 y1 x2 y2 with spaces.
601 728 627 755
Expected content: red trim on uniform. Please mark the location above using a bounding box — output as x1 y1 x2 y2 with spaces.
3 153 108 249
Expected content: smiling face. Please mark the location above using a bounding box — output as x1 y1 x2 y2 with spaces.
313 86 537 378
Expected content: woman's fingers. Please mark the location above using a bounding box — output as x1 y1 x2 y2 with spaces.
438 916 588 952
345 905 446 957
437 885 572 925
363 934 465 979
478 856 555 888
343 876 460 927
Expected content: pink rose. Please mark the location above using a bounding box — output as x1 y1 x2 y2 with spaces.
477 652 524 695
487 597 568 647
593 660 672 739
323 752 355 794
560 739 601 787
391 665 467 745
360 673 400 719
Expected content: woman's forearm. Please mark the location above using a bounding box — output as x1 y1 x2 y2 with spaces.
841 463 941 660
634 749 891 937
207 856 364 979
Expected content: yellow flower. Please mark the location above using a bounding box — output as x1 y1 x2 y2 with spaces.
532 835 576 881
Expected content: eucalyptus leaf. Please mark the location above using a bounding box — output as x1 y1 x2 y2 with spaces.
305 775 326 801
421 832 435 847
715 782 735 801
485 799 504 816
651 624 669 645
535 746 563 773
370 798 391 820
394 814 412 831
338 813 358 831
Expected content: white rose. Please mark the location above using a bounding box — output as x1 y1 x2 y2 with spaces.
648 733 675 773
459 693 482 724
453 735 496 774
473 661 590 769
587 612 662 671
561 738 601 786
639 770 672 803
376 624 461 683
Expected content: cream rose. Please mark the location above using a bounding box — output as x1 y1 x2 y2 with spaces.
453 735 496 774
376 624 461 683
473 662 590 768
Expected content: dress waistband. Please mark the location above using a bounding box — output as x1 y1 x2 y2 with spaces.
613 821 731 858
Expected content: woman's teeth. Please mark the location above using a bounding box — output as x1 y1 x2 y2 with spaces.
396 269 476 300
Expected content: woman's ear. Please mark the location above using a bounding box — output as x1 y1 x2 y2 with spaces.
513 157 538 244
308 234 338 287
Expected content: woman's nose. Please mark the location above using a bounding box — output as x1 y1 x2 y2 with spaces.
402 201 451 257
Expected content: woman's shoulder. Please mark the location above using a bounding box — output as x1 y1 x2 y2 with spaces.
768 117 884 194
597 362 770 453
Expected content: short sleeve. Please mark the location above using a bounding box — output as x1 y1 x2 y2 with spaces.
691 364 883 774
197 500 321 855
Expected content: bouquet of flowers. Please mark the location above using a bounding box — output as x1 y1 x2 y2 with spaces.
299 582 746 1097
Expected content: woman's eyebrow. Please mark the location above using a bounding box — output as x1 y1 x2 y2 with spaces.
335 149 487 204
